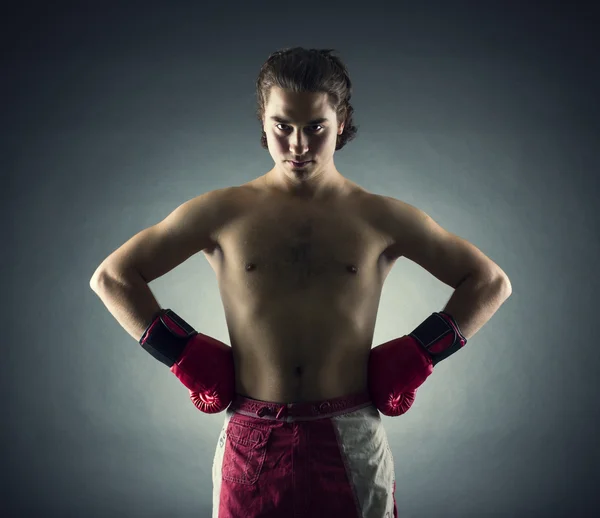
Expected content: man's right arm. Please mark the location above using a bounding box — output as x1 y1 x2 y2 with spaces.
89 266 162 342
89 188 238 413
89 187 234 341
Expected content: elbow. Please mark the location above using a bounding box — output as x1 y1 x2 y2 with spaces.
502 276 512 297
89 267 108 291
483 264 512 295
472 267 512 297
89 263 140 290
89 273 102 291
495 272 512 297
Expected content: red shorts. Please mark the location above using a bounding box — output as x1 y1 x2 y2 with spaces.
212 391 397 517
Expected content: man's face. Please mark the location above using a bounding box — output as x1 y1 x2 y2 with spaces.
262 86 345 182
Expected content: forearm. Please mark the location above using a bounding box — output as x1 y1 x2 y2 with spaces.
90 268 162 342
442 271 512 340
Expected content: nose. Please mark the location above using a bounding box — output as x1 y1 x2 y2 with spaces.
289 132 309 155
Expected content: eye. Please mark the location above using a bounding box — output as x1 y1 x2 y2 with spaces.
276 124 323 132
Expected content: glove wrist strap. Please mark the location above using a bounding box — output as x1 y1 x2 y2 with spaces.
409 312 467 366
138 309 198 367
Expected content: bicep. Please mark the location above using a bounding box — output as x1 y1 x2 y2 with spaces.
95 189 232 283
383 198 504 288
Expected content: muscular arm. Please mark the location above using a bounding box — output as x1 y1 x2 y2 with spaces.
89 188 238 414
379 196 510 289
368 196 512 416
378 196 512 338
90 187 235 341
90 267 162 341
442 270 512 339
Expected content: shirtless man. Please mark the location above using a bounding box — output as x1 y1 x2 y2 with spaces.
90 48 512 518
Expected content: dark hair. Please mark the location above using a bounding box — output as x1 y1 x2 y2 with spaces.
255 47 358 151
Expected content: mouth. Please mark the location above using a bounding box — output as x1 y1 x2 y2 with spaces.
289 161 312 168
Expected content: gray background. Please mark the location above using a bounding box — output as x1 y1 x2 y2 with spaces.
3 2 599 517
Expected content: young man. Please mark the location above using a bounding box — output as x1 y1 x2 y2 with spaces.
90 48 512 518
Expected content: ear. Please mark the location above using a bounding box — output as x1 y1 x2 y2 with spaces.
338 121 345 135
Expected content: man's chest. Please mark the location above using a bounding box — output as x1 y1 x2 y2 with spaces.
215 196 392 277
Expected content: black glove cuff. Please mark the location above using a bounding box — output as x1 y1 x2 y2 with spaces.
409 312 467 366
138 309 198 367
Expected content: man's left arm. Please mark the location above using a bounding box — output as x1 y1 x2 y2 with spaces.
368 197 512 416
441 267 512 340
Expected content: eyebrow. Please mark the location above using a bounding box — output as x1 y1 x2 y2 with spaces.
270 116 328 125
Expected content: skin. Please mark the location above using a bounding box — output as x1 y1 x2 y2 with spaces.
258 86 350 200
202 87 395 402
92 86 508 405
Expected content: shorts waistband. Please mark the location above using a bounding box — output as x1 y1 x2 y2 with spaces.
228 391 374 421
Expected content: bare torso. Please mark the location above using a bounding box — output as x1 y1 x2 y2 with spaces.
202 176 397 403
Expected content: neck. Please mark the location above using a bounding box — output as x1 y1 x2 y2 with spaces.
264 166 347 201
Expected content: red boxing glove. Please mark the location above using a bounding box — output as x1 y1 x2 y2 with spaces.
139 309 235 414
368 312 467 417
368 336 430 416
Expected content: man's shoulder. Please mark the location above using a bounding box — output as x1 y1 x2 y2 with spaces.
189 184 253 209
181 186 250 231
359 192 429 251
366 192 417 217
358 191 413 223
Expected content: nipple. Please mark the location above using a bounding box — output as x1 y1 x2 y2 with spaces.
245 263 256 271
346 264 358 274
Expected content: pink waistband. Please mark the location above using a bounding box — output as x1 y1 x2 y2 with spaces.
228 391 374 421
